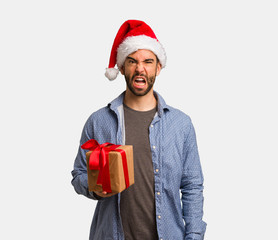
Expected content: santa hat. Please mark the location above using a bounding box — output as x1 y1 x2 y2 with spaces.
105 20 167 81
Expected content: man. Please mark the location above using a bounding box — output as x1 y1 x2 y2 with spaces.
71 20 207 240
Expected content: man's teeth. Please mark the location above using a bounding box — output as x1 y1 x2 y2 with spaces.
135 78 145 85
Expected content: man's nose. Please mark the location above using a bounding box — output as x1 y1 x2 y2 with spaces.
135 62 144 73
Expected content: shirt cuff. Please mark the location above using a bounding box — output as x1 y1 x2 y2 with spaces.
89 191 103 200
185 233 204 240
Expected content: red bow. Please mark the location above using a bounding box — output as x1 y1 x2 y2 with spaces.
81 139 130 193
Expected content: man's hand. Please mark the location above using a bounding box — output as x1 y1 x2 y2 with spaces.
94 191 117 198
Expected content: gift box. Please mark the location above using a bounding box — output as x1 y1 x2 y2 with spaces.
81 140 134 193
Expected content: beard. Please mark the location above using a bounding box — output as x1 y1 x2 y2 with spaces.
124 73 156 96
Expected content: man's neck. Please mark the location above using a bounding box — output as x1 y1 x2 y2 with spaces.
124 89 157 111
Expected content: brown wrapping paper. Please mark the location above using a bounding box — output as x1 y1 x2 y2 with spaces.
86 145 134 193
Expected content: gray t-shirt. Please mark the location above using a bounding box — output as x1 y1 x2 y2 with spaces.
120 104 158 240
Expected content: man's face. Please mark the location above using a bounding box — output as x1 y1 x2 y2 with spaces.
120 49 161 96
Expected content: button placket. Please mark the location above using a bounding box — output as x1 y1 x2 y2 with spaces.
150 117 163 238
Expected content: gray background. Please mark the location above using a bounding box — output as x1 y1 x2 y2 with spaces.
1 1 277 239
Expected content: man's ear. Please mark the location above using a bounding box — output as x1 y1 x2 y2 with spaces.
156 62 162 76
120 66 125 75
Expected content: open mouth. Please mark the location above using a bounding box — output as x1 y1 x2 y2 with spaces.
133 76 147 88
134 78 146 86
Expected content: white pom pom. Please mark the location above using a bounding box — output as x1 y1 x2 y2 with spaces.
105 68 119 81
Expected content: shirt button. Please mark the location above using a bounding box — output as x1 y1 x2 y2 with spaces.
157 192 161 195
151 124 154 127
155 169 159 172
153 145 156 149
158 215 161 219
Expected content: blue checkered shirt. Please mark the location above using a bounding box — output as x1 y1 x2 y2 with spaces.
71 91 207 240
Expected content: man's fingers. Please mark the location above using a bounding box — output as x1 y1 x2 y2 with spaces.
94 191 117 198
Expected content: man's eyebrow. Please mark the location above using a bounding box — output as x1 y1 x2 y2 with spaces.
126 57 155 62
126 57 137 62
144 58 155 62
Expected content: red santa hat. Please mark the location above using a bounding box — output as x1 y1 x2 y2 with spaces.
105 19 167 80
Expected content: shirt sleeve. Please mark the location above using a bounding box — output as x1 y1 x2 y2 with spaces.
71 115 99 200
181 120 207 240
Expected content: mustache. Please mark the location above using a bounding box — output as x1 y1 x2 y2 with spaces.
132 74 147 80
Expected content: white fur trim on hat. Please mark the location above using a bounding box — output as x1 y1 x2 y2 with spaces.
105 68 119 81
116 35 167 70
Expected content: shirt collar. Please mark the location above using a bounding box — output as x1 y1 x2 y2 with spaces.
108 91 169 117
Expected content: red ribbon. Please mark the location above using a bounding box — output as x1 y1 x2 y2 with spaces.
81 139 130 193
